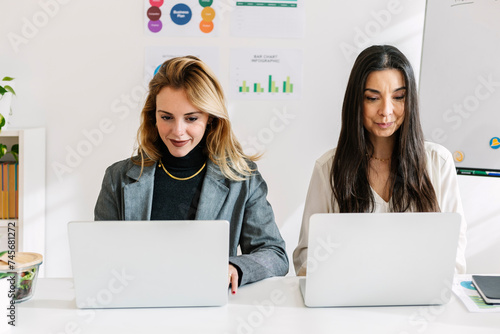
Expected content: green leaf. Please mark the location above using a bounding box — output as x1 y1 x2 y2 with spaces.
0 114 5 129
0 251 7 257
3 85 15 96
0 86 6 95
1 77 14 82
10 144 19 163
0 144 6 159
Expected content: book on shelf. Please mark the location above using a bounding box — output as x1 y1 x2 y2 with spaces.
0 162 18 219
15 163 18 219
8 163 17 219
1 164 7 219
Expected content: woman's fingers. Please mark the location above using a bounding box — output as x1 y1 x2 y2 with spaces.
228 264 239 294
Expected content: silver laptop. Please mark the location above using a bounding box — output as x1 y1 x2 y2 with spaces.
68 220 229 308
300 212 461 307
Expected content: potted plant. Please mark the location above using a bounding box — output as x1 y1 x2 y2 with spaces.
0 77 18 161
0 76 16 131
0 143 18 162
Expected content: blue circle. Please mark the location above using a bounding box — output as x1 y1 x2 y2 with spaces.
154 64 161 75
170 4 192 25
490 137 500 149
460 281 476 290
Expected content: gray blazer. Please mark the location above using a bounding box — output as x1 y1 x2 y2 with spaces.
94 158 289 286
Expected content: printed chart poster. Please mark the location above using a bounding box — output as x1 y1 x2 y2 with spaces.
231 0 304 38
230 48 302 100
144 46 219 81
453 276 500 313
145 0 218 36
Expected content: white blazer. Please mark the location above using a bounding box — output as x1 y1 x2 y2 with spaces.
293 141 467 275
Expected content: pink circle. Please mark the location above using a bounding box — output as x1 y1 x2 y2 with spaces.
150 0 164 7
148 20 162 33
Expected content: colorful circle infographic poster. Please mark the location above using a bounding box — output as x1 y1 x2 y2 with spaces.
145 0 217 36
144 46 219 81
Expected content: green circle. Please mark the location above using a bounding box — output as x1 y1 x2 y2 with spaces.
199 0 213 7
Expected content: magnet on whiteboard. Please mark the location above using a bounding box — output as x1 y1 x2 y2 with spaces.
490 137 500 150
453 150 464 163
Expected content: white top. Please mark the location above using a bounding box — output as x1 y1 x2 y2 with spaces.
293 141 467 275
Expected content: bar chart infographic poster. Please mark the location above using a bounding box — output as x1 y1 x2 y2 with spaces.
230 48 302 100
231 0 304 38
144 46 219 80
145 0 218 36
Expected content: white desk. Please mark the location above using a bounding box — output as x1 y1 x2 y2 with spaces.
13 276 500 333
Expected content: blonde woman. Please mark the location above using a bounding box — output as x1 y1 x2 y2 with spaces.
95 56 288 293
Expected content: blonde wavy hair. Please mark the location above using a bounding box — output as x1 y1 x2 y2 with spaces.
134 56 258 181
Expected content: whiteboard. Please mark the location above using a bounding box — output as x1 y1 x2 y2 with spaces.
419 0 500 173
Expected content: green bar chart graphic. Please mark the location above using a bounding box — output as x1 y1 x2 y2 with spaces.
283 76 293 93
231 48 302 100
253 83 264 92
238 75 294 94
239 80 250 92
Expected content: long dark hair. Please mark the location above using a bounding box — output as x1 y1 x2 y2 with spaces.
331 45 439 213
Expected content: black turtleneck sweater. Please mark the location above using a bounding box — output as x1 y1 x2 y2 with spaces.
150 142 207 220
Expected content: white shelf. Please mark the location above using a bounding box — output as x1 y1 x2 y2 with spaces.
0 128 45 276
0 129 20 136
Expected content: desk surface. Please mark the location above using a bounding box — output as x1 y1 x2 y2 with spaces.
13 276 500 334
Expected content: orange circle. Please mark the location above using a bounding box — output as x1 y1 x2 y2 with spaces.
200 20 214 33
453 151 464 163
201 6 215 22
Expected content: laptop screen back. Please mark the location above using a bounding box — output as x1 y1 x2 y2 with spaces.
68 220 229 308
303 212 460 307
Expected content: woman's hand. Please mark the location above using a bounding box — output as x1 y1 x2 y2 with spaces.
228 264 239 294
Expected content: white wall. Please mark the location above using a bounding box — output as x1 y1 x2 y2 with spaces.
0 0 498 277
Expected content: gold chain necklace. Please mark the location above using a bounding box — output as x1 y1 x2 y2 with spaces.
158 160 206 181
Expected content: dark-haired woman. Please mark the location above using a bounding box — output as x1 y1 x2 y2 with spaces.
293 45 466 275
